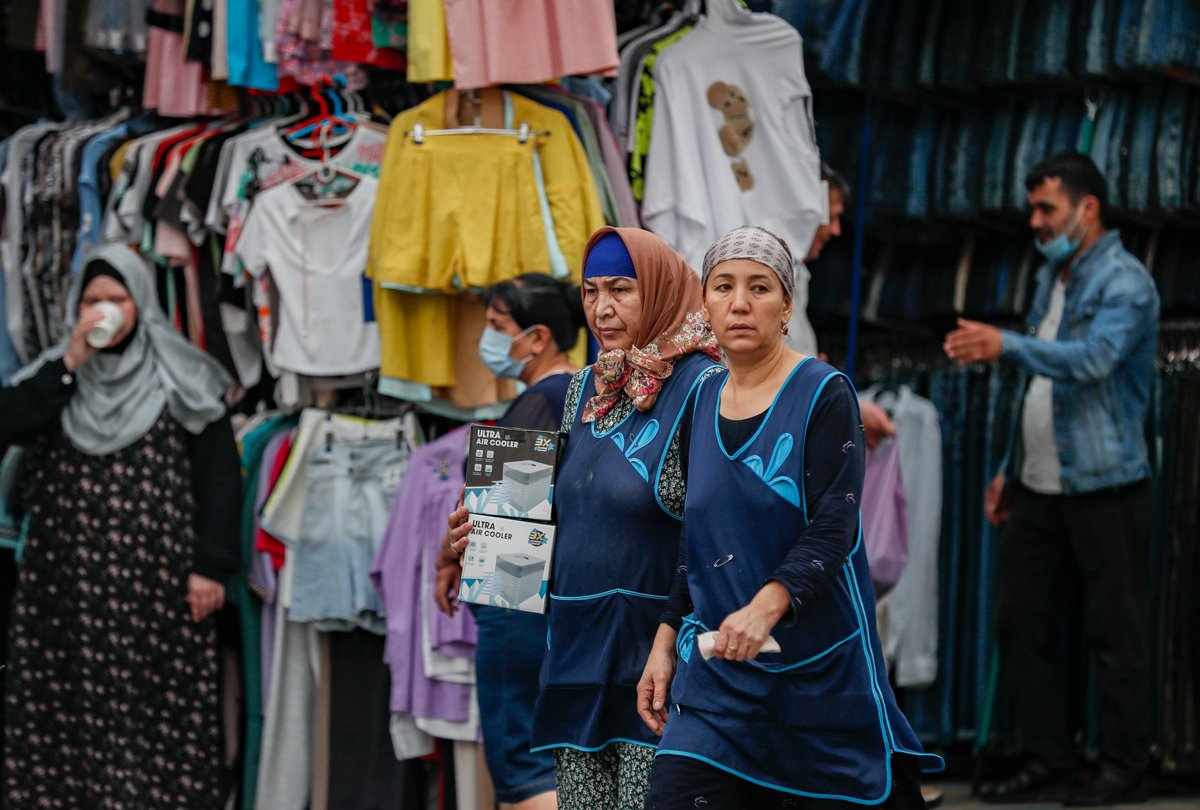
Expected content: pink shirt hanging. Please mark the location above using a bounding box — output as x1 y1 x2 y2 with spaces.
144 0 228 117
443 0 618 90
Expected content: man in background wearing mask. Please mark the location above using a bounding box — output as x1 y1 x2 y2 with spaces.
944 152 1160 806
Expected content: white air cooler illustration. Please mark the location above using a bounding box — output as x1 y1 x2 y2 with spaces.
501 460 553 513
494 553 545 607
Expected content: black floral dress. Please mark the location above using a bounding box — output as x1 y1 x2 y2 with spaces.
3 413 223 809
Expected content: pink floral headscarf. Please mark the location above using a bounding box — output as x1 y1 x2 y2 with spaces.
581 227 720 423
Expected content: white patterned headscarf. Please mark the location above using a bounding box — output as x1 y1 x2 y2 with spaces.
701 226 795 300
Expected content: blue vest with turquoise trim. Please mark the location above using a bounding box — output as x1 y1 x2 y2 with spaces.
660 358 943 800
530 352 719 752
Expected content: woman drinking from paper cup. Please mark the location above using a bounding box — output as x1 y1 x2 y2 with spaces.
0 243 239 807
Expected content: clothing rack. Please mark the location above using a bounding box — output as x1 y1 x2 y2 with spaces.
825 332 1200 774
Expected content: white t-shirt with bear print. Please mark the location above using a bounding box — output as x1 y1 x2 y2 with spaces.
642 1 823 272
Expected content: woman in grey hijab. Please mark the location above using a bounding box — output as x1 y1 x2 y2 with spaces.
0 243 241 809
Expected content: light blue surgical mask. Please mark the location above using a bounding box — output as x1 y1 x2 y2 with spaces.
1034 205 1085 263
478 326 535 380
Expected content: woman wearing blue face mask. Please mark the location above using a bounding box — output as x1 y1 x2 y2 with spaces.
473 274 584 427
435 272 583 810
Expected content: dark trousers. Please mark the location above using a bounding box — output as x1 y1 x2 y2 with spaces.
995 480 1152 777
644 754 925 810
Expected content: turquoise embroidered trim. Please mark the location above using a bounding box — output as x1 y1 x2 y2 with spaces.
742 433 800 507
610 418 660 481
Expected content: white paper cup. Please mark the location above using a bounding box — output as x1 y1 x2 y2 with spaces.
85 301 126 348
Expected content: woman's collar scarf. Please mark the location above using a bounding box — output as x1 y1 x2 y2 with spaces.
581 227 720 423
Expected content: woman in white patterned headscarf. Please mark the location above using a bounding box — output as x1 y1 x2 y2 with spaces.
637 226 942 809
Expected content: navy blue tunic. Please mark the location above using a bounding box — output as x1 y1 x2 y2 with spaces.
659 358 943 801
531 352 719 753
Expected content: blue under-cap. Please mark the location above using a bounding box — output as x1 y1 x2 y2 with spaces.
584 232 638 280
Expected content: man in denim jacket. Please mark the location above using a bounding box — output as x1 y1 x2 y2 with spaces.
945 152 1159 807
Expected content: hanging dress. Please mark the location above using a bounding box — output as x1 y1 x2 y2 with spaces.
3 413 224 809
661 359 944 801
531 351 720 752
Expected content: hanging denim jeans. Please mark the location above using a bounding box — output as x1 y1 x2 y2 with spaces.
771 0 844 66
1155 83 1188 210
906 110 938 218
860 0 902 90
886 0 924 92
1113 0 1146 69
982 104 1018 210
1047 99 1083 160
1135 0 1194 68
1088 89 1123 179
1082 0 1124 74
1003 0 1041 82
1126 84 1164 211
1031 0 1074 78
976 3 1014 85
1180 89 1200 212
1163 0 1200 66
936 3 980 90
1009 99 1058 211
916 0 948 88
947 114 984 218
1104 91 1133 209
931 116 956 216
291 440 409 634
821 0 871 85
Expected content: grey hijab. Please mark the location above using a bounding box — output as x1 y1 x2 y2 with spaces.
12 244 232 455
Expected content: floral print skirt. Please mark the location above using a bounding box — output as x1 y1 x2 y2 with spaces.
554 742 656 810
3 414 223 809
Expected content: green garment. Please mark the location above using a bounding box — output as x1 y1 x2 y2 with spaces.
233 414 298 810
630 26 693 202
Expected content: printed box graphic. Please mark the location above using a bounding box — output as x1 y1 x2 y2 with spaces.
458 517 556 614
501 460 553 512
494 553 545 607
464 425 563 522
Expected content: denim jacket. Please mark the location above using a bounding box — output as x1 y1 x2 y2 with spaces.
1000 230 1160 494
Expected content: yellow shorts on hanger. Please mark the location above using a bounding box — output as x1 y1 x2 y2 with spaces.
375 287 587 393
375 288 459 387
370 134 549 294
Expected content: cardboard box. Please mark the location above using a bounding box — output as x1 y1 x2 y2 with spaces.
464 425 563 522
458 516 556 613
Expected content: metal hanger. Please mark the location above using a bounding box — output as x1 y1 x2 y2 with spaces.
407 121 550 145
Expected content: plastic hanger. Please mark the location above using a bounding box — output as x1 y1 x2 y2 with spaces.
283 78 358 144
290 121 363 204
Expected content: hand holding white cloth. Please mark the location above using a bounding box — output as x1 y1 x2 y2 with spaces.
698 631 780 661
